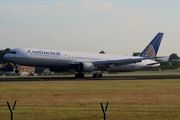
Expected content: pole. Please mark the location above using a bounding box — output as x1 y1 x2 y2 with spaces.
100 102 109 120
7 100 17 120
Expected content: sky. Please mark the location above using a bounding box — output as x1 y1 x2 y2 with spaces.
0 0 180 56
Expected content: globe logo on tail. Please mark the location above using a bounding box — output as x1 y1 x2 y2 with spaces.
141 44 156 58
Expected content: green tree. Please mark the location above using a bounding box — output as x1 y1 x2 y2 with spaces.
133 52 140 56
99 50 105 54
0 48 11 63
168 53 179 61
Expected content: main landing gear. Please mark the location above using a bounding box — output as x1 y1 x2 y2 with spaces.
75 72 103 78
75 72 102 78
93 73 102 78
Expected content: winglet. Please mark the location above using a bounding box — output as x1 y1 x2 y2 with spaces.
140 32 164 58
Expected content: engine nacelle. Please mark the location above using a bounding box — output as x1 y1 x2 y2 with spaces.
78 62 95 72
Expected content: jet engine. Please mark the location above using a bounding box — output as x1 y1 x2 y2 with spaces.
77 62 95 72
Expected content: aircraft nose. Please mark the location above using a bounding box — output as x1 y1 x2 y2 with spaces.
4 53 8 59
4 53 10 60
3 53 14 61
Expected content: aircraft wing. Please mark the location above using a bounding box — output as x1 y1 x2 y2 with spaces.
93 58 144 67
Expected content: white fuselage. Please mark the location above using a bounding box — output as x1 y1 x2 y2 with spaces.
4 48 160 72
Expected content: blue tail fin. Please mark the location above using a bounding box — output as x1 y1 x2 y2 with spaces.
140 32 164 58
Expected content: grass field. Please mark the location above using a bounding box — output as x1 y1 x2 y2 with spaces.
1 79 180 120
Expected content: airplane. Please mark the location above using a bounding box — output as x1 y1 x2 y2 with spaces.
4 32 164 78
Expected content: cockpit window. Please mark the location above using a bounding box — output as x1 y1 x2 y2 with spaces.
8 51 16 54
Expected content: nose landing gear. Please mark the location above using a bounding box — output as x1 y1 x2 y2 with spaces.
14 65 19 73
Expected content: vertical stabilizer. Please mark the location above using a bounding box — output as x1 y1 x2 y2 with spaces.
140 32 164 58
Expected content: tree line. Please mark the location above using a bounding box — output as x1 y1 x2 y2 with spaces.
0 48 11 64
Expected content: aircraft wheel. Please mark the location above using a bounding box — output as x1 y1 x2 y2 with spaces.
15 70 19 73
98 74 102 78
93 74 96 78
80 73 84 78
93 73 102 78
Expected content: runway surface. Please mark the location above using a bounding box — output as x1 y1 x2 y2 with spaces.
0 75 180 82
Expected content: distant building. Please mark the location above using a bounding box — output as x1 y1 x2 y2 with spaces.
0 62 35 74
18 65 35 73
35 67 51 74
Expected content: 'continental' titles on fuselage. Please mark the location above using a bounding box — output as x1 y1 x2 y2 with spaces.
27 49 61 56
